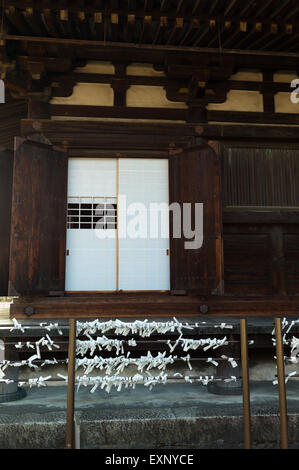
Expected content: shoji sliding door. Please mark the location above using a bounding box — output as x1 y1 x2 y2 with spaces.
65 158 117 291
65 157 169 292
118 159 170 291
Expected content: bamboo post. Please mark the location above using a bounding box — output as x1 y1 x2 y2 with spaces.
65 318 76 449
240 318 251 449
274 317 288 449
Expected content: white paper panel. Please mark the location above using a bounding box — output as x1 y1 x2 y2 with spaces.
65 230 116 291
118 158 170 291
67 158 117 197
66 158 117 291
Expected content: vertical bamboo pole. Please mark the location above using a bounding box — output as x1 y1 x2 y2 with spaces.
274 317 288 449
65 318 76 449
240 318 251 449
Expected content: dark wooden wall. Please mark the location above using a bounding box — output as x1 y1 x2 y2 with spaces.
9 139 68 296
223 145 299 208
0 100 27 149
0 149 13 296
169 144 223 294
222 143 299 296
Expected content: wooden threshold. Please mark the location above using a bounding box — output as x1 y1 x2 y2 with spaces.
65 290 169 296
10 294 299 319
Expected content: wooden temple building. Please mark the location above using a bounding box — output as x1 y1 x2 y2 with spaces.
0 0 299 320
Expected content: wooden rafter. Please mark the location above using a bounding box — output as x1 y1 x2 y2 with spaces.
152 15 167 44
110 12 119 43
237 3 253 17
74 11 91 41
255 0 275 18
224 0 238 16
192 0 203 15
166 17 183 45
139 15 152 44
193 20 217 47
233 23 262 49
1 1 299 54
248 24 278 50
176 0 184 14
179 18 200 46
269 0 292 19
260 25 293 51
160 0 168 13
23 7 46 36
124 13 135 43
58 10 75 39
207 20 229 48
43 9 60 38
208 0 219 15
283 3 299 20
93 11 104 40
277 29 299 51
222 22 247 49
5 6 31 35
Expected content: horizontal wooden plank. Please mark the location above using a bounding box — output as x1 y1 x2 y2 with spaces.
50 104 189 121
47 106 299 126
6 34 299 59
49 72 292 94
208 110 299 125
21 119 196 136
10 294 299 319
223 209 299 224
195 123 299 140
21 119 299 145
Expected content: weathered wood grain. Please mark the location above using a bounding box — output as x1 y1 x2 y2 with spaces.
169 144 223 293
10 293 299 319
9 138 68 296
0 149 14 296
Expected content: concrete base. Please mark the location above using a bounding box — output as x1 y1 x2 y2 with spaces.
207 381 242 395
0 381 299 449
0 388 26 403
0 338 27 403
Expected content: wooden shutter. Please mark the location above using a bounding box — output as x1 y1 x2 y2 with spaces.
169 143 223 294
9 138 68 296
0 149 14 295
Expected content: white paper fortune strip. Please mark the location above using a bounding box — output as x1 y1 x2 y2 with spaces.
167 336 228 353
76 317 194 338
76 318 234 338
76 336 137 356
